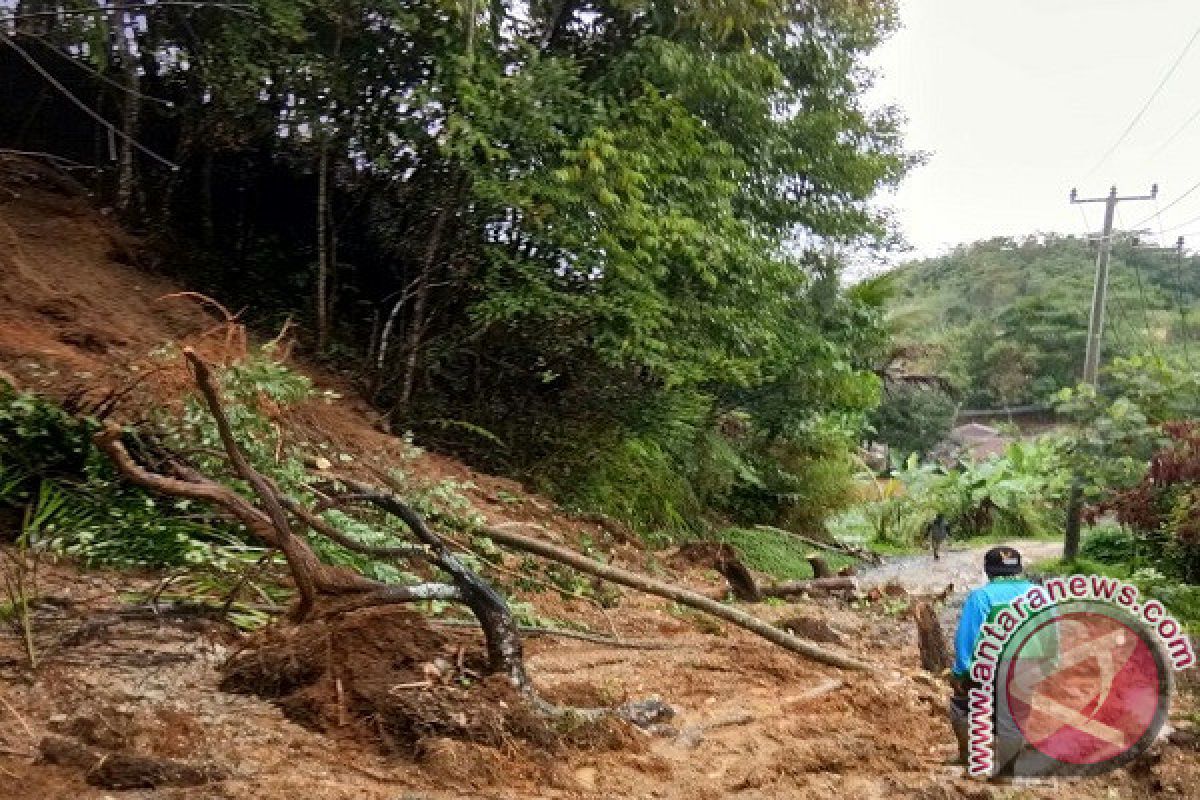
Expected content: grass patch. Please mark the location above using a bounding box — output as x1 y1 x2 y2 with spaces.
1028 557 1130 580
865 538 924 557
1031 557 1200 632
718 527 857 581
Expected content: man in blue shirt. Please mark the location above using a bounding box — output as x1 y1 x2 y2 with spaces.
946 546 1036 775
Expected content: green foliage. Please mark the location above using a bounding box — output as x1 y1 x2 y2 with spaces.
0 354 441 599
1028 557 1131 581
886 236 1200 407
1044 357 1200 589
2 0 912 545
1031 557 1200 631
869 384 957 458
718 526 856 581
1079 523 1137 566
836 438 1071 549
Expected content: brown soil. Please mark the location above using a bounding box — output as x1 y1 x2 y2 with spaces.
0 157 1197 799
219 605 630 758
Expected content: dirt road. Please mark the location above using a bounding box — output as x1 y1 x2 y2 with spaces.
858 539 1064 596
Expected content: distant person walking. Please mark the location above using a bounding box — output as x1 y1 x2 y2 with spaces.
926 513 950 560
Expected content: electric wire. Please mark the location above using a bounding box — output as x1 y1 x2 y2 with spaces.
1132 178 1200 229
1173 239 1195 365
1084 24 1200 180
1158 207 1200 234
1116 205 1158 355
1151 104 1200 159
0 30 178 171
22 32 175 108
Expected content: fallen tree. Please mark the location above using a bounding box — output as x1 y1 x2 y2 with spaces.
477 524 872 671
693 546 858 603
758 577 859 599
97 349 532 689
96 348 868 724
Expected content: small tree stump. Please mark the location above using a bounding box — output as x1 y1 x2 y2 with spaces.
715 555 761 602
806 555 833 579
913 601 951 674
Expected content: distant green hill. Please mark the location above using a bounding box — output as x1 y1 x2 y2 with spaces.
885 235 1200 408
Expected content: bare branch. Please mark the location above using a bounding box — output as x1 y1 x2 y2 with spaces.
184 348 318 617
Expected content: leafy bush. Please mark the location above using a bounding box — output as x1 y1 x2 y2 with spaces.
833 437 1071 550
0 368 285 571
566 429 702 537
1032 558 1200 631
1090 419 1200 582
1079 523 1137 566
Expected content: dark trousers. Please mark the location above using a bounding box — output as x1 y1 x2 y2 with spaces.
948 683 1026 778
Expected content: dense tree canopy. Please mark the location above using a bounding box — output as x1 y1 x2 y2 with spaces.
1 0 911 532
887 235 1200 408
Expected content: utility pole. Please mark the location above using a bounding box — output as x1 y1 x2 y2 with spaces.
1062 184 1157 560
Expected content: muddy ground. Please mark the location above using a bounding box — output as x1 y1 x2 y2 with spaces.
0 157 1197 799
1 543 1197 800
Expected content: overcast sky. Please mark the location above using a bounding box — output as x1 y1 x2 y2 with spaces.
869 0 1200 261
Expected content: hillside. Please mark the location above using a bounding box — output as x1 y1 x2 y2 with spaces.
885 235 1200 407
2 162 1196 799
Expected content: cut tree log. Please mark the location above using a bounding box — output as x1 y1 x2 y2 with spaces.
480 524 873 672
758 577 858 598
714 555 760 602
912 600 951 674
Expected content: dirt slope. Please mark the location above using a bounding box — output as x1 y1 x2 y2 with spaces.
0 157 1196 799
0 157 211 385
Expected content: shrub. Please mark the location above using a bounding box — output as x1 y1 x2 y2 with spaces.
1079 523 1137 566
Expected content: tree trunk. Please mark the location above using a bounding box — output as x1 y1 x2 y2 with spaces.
758 577 858 598
200 149 214 245
111 3 140 214
315 147 331 353
396 198 453 413
1063 479 1083 561
481 525 873 671
807 555 833 579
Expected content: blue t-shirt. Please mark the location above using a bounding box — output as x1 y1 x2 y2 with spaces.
952 576 1037 678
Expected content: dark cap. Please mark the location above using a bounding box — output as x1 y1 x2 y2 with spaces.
984 546 1022 576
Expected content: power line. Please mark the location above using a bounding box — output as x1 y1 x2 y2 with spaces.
1151 104 1200 159
1111 206 1156 354
22 33 174 108
0 30 178 172
1084 24 1200 180
1076 202 1092 237
1170 237 1194 365
1159 207 1200 234
1128 257 1160 355
1132 178 1200 228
